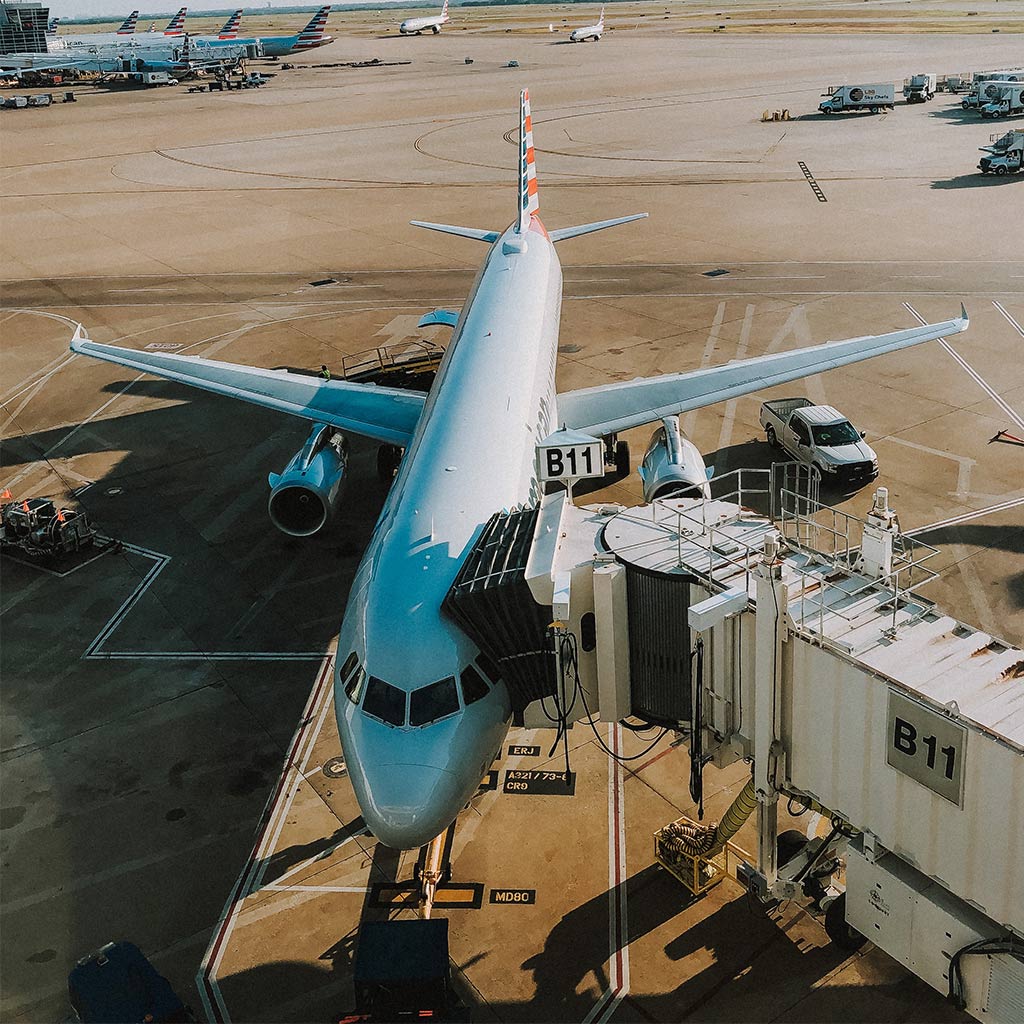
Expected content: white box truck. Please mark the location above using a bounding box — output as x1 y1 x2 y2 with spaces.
903 73 937 103
980 82 1024 119
760 399 878 485
819 83 895 114
963 70 1024 108
979 131 1024 174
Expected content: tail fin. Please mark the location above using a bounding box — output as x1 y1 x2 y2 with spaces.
164 7 187 35
441 0 449 19
117 10 139 34
218 9 242 38
298 5 331 39
47 16 60 32
517 88 539 234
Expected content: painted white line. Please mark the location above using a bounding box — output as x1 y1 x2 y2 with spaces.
584 724 629 1024
260 884 367 894
905 495 1024 536
993 299 1024 338
259 829 369 891
881 436 975 498
903 303 1024 434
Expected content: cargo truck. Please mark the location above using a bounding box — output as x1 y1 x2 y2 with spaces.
819 83 895 114
979 131 1024 174
980 82 1024 119
903 73 937 103
963 70 1024 108
760 399 878 485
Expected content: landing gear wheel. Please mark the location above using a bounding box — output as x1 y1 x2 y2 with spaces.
766 425 779 448
377 444 403 482
824 894 866 951
615 440 630 476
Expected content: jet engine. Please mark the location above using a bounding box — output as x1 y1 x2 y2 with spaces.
267 424 349 537
638 416 713 503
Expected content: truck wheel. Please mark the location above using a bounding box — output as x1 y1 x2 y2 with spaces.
766 425 779 448
824 894 867 951
996 166 1008 176
962 100 969 109
615 440 630 476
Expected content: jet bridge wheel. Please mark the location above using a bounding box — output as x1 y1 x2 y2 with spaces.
824 893 866 951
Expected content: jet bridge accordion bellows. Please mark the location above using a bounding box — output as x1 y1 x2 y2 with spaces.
442 506 556 716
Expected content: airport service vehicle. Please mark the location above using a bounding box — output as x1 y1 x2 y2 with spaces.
199 6 333 57
68 941 192 1023
962 70 1024 108
638 416 712 502
761 399 878 484
902 73 937 103
819 83 894 114
569 6 605 42
979 131 1024 174
940 73 971 93
980 82 1024 118
400 0 449 36
70 89 968 851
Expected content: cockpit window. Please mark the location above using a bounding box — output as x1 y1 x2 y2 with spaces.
345 667 366 705
363 676 406 726
460 664 490 706
409 676 460 727
475 651 502 685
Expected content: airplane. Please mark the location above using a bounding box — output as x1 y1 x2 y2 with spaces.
47 11 140 50
400 0 449 36
69 89 968 851
569 6 605 42
162 7 188 36
198 6 333 58
213 10 242 40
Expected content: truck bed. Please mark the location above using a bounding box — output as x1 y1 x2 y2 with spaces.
761 397 813 419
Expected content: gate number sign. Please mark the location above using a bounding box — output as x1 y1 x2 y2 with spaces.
886 691 967 806
536 430 604 484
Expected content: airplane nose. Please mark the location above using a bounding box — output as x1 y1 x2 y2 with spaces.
361 763 461 850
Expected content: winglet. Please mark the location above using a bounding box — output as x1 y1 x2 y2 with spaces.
70 323 89 352
960 302 969 327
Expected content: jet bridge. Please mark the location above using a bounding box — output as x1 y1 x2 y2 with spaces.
504 469 1023 1021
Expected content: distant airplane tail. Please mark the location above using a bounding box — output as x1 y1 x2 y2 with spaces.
117 10 139 35
47 16 60 33
517 87 539 233
296 5 332 44
217 9 242 38
598 5 605 29
441 0 450 20
163 7 187 36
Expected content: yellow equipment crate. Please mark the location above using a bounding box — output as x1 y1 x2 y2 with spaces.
654 816 751 897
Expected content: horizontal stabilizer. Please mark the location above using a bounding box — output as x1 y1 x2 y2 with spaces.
417 310 460 329
410 221 500 244
549 213 648 243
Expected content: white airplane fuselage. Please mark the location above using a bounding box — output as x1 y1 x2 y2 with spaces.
335 219 560 849
400 15 447 34
569 23 603 41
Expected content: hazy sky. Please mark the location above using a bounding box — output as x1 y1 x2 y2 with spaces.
52 1 403 20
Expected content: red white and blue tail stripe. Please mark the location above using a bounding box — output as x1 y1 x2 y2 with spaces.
217 9 242 39
294 5 332 49
517 88 540 234
117 10 139 34
440 0 450 22
163 7 187 36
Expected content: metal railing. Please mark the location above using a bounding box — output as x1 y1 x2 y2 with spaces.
341 339 445 381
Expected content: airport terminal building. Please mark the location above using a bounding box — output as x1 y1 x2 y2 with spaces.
0 1 49 53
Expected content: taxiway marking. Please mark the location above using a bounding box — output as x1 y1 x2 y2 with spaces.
905 495 1024 536
993 300 1024 338
904 302 1024 434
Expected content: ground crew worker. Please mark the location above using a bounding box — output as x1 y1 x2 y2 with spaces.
320 364 331 381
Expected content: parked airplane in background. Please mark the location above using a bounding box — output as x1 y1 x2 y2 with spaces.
214 10 242 39
569 6 605 42
70 89 968 851
200 6 333 57
47 10 139 49
162 7 187 36
400 0 449 35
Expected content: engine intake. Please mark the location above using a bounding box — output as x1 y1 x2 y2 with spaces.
638 416 713 504
268 425 348 537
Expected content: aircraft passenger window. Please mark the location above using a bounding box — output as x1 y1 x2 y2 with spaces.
363 676 407 727
345 667 366 705
475 651 502 685
340 652 359 684
409 676 460 727
459 665 490 706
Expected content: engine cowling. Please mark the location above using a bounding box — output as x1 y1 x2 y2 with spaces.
638 416 713 503
267 425 348 537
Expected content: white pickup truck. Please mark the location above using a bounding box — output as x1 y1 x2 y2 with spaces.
760 399 878 485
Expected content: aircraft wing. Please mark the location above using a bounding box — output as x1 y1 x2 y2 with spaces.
70 328 425 447
557 308 968 437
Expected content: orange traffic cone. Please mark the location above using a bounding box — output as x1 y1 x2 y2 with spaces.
1 488 11 501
